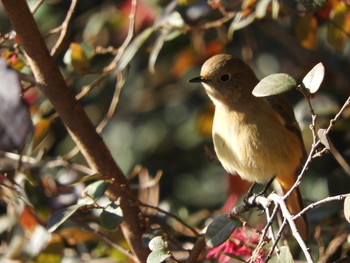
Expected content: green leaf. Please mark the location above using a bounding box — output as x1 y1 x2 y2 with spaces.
252 73 297 97
222 252 246 262
67 173 103 187
278 246 295 263
317 128 330 150
300 0 327 13
146 249 170 263
302 63 324 93
149 236 166 251
205 215 239 248
117 27 154 72
99 204 123 230
85 180 109 200
343 194 350 223
47 203 85 232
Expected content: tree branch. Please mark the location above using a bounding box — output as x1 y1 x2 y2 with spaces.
1 0 149 261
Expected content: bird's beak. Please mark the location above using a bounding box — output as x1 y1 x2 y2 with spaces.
189 76 205 83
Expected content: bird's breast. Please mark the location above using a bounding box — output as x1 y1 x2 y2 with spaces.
212 104 303 184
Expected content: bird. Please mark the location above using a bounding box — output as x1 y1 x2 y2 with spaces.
189 54 308 239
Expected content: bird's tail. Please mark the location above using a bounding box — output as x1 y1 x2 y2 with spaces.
276 175 308 240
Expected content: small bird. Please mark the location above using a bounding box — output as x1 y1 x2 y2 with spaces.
190 54 308 239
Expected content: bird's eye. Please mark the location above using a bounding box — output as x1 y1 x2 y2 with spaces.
219 74 231 83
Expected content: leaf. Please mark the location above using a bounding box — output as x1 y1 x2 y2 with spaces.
146 249 170 263
278 246 295 263
222 252 246 262
205 215 239 248
148 236 166 251
302 62 325 93
67 173 103 187
47 203 86 232
0 59 33 151
252 73 297 97
67 43 91 75
228 12 255 40
344 194 350 223
295 14 318 50
317 128 330 150
117 27 154 72
256 0 271 19
85 180 109 200
300 0 327 13
99 204 123 230
327 2 350 53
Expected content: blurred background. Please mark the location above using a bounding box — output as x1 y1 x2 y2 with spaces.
0 0 349 262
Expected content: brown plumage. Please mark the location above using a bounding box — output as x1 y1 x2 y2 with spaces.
190 54 308 239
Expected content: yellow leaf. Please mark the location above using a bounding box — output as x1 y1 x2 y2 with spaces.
197 103 214 137
327 2 350 52
34 118 51 147
70 42 90 75
295 14 318 50
2 51 25 70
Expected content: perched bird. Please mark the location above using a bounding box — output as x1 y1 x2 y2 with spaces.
189 54 308 239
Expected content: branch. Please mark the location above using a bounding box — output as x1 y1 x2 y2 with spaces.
1 0 149 261
50 0 79 56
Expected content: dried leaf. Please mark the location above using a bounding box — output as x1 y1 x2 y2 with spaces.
252 73 297 97
295 14 318 50
327 2 350 53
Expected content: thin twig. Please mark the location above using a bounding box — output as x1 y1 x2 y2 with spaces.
50 0 79 56
30 0 44 13
269 193 313 263
139 202 200 237
294 194 348 221
73 218 138 262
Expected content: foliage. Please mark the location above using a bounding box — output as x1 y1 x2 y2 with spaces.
0 0 349 262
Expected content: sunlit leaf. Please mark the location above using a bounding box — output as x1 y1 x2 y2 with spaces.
33 118 51 147
295 14 318 50
302 62 325 93
327 2 350 53
67 173 103 187
206 215 239 248
256 0 271 19
228 12 255 39
85 180 109 200
300 0 327 13
117 27 154 72
252 73 297 97
99 203 123 230
271 0 279 19
69 42 91 75
317 128 330 150
278 246 295 263
146 249 170 263
0 59 33 151
149 236 166 251
344 194 350 223
47 203 86 232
